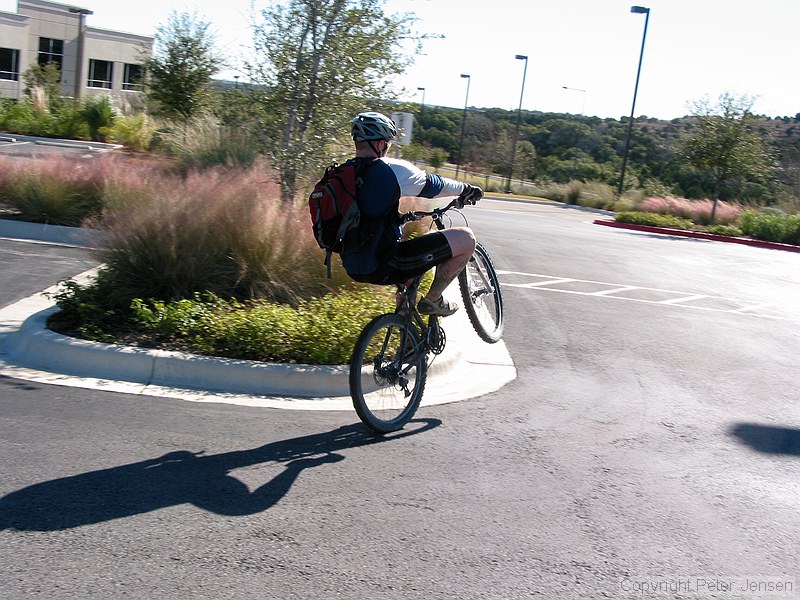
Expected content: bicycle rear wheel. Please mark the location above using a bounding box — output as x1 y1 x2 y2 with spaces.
458 242 504 343
349 313 427 433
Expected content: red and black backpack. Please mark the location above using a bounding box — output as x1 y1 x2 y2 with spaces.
308 157 376 276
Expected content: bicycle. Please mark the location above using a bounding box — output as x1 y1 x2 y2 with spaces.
349 198 504 433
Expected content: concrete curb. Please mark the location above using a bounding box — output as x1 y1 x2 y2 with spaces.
0 219 101 247
0 134 121 152
0 270 514 410
6 304 464 399
594 219 800 253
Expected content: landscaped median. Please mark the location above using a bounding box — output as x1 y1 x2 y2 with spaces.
0 272 516 407
594 218 800 253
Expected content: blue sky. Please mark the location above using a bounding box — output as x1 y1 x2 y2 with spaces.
3 0 798 119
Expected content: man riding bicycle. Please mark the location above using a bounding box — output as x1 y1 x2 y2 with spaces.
343 112 483 317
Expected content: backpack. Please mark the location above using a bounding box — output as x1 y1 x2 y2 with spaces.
308 157 376 277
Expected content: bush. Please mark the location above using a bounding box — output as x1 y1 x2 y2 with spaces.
701 224 743 236
53 281 395 365
93 161 353 306
565 181 582 205
48 273 134 343
103 113 158 151
0 155 104 225
615 211 694 230
576 181 616 210
81 95 116 142
1 99 45 135
637 196 742 225
52 101 91 139
739 211 800 245
161 114 258 171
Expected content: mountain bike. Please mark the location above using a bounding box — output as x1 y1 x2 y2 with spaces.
349 198 504 433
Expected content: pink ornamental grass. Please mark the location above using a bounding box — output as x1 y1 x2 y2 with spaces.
638 196 741 225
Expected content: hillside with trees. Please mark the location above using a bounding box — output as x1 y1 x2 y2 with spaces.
397 99 799 210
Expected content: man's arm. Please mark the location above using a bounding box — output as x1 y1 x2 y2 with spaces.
384 158 464 199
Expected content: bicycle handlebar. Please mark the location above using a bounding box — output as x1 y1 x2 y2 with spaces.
400 198 466 224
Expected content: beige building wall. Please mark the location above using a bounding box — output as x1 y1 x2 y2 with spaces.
0 0 153 101
0 12 29 99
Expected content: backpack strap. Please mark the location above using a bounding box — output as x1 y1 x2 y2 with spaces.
324 249 333 279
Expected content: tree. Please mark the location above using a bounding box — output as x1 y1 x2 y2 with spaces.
248 0 417 203
22 62 62 109
681 92 775 221
143 11 222 122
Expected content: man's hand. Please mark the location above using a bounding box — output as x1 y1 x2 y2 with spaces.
457 184 483 208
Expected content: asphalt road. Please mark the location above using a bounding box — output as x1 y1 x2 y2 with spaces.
2 200 799 599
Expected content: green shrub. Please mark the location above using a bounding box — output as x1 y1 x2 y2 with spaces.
56 284 395 365
48 273 134 343
52 102 91 139
103 113 157 151
0 155 103 225
81 95 116 142
576 181 616 210
615 211 694 230
162 114 258 171
701 224 743 237
1 99 48 135
565 181 582 205
739 211 800 245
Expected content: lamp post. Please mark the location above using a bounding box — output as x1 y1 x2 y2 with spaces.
505 54 528 193
562 86 586 116
617 5 650 196
417 86 426 111
69 7 93 99
455 74 470 179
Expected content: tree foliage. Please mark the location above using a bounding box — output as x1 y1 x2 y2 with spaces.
22 63 62 108
681 93 775 206
248 0 417 202
143 11 222 121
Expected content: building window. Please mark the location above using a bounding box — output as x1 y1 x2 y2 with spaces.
122 63 143 91
0 48 20 81
88 59 113 89
38 37 64 70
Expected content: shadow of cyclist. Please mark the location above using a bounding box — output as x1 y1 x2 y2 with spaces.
0 419 440 531
730 423 800 456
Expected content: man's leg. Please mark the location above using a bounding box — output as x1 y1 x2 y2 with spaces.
421 227 475 305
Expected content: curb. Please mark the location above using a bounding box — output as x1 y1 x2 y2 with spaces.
0 219 101 247
6 304 464 399
594 219 800 253
0 274 515 409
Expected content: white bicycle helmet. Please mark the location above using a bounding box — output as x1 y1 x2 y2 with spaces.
351 112 397 141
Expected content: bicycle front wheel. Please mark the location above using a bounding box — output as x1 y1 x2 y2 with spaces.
349 313 427 433
458 242 504 343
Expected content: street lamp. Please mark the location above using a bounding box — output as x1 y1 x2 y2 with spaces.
69 7 93 99
455 74 471 179
505 54 528 193
417 86 426 111
617 5 650 196
562 86 586 116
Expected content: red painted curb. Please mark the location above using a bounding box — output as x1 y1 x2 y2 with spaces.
593 219 800 254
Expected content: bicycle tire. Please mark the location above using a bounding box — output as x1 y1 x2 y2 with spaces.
349 313 427 433
458 242 504 343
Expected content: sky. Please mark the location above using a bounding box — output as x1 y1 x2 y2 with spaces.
3 0 798 120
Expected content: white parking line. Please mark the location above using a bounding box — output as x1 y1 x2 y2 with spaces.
659 294 707 305
496 270 794 321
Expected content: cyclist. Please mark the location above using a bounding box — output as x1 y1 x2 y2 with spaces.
343 111 483 317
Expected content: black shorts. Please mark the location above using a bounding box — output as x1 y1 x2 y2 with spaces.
351 232 453 285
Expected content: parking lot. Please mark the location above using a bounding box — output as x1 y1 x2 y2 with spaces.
0 133 120 158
